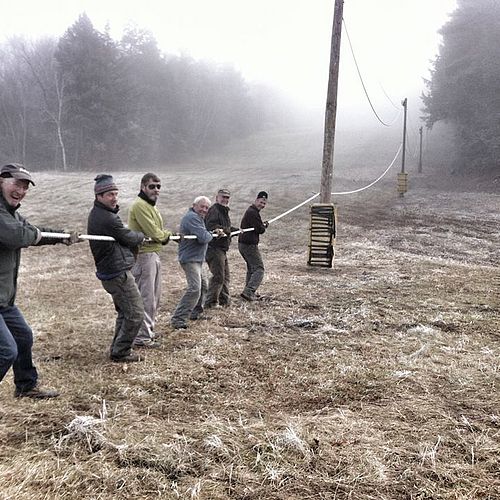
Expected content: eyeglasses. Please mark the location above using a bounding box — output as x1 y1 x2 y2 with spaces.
147 183 161 190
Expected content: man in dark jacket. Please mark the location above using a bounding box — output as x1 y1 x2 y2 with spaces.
238 191 269 301
0 163 77 399
87 174 145 362
204 188 238 308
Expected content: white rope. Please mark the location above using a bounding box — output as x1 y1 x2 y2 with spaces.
41 145 402 243
267 192 321 223
332 143 402 195
231 143 402 235
229 192 321 237
40 232 212 242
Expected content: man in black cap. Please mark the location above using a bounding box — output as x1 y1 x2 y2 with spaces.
238 191 269 301
0 163 78 399
204 188 238 309
87 174 146 363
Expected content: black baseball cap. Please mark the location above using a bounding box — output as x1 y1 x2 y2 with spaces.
0 163 35 186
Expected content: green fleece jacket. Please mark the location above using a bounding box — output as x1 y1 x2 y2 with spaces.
128 195 171 253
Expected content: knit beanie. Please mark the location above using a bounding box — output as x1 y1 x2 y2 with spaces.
256 191 268 200
94 174 117 195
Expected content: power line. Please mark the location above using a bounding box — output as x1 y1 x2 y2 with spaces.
343 17 401 127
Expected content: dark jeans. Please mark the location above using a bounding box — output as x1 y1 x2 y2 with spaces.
238 243 265 297
0 305 38 392
101 271 144 358
205 246 230 306
171 262 207 326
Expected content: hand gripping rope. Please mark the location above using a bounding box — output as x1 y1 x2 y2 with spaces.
40 143 402 243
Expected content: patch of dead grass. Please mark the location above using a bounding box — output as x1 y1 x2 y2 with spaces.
1 143 499 498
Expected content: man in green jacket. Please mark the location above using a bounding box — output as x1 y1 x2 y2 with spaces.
128 173 172 347
0 163 77 398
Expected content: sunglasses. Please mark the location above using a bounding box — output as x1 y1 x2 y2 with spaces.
147 183 161 190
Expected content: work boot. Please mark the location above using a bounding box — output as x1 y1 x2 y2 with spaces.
171 322 188 330
110 352 143 363
133 339 161 349
15 385 60 399
190 313 212 321
240 291 255 302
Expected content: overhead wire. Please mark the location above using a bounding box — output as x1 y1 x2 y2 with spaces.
343 17 401 127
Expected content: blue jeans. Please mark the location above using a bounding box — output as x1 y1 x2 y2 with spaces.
171 262 207 326
0 305 38 392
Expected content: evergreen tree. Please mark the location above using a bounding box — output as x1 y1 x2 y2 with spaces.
55 13 130 169
422 0 500 174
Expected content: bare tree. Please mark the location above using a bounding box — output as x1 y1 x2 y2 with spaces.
15 38 68 170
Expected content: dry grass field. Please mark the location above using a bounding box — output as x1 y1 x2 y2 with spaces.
0 130 499 499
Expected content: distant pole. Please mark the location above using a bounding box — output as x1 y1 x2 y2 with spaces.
401 98 408 173
397 98 409 197
320 0 344 204
418 126 423 173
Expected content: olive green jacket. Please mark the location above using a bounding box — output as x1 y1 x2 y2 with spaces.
0 193 64 307
128 195 171 254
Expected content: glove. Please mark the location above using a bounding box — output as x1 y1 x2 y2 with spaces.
62 230 81 246
161 233 171 245
214 228 226 239
263 221 269 228
172 233 183 243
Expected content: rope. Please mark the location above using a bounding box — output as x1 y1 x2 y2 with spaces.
40 232 207 242
41 144 402 243
231 142 402 235
230 193 321 237
332 143 402 195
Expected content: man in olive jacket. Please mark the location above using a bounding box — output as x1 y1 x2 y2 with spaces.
87 174 145 363
128 173 171 347
0 163 77 399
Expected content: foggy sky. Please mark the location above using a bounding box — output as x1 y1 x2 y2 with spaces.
1 0 457 120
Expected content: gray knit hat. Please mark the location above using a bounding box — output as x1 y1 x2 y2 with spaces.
94 174 117 195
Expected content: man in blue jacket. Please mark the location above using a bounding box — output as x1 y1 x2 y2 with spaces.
0 163 78 399
171 196 224 329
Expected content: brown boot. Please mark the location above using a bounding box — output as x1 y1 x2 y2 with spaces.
110 352 143 363
15 385 60 399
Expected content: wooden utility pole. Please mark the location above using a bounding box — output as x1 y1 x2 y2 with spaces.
398 98 409 197
320 0 344 203
418 126 423 173
401 98 408 173
309 0 343 268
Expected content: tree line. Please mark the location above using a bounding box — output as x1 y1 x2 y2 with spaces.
0 13 289 171
422 0 500 175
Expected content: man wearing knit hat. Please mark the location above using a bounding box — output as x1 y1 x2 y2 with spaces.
0 163 78 399
238 191 269 301
87 174 146 363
